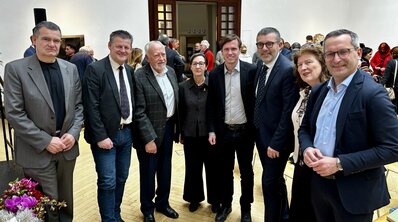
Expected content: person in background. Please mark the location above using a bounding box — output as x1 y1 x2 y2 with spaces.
4 21 84 222
179 53 217 213
83 30 135 222
128 47 143 71
65 43 77 61
280 38 292 61
194 42 201 53
70 46 94 80
207 34 256 222
313 33 325 49
252 52 261 65
239 44 253 63
284 41 291 51
158 34 185 82
215 50 224 66
23 34 36 57
80 45 97 62
299 29 398 222
169 38 185 62
291 42 302 60
289 47 330 222
370 42 391 78
360 46 373 75
200 40 215 71
134 41 179 222
381 46 398 113
302 35 314 48
253 27 299 222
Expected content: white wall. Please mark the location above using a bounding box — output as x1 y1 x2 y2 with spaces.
0 0 149 65
241 0 398 55
1 0 398 68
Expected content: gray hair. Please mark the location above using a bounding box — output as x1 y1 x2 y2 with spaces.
324 29 359 49
144 41 164 54
33 21 61 36
256 27 281 42
200 40 210 48
158 33 170 46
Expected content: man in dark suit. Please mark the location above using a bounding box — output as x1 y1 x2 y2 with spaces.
253 27 299 222
299 29 398 222
206 34 256 222
83 30 135 222
134 41 179 222
158 33 185 82
4 21 84 222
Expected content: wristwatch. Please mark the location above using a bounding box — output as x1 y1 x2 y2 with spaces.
336 158 343 171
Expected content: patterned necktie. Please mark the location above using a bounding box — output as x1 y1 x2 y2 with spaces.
253 64 268 128
118 66 130 119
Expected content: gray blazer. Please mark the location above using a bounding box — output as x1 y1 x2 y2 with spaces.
4 55 84 168
134 64 179 148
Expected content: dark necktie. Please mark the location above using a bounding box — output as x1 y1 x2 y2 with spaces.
253 64 268 128
118 66 130 119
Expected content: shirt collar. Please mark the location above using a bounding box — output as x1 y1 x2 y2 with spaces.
327 70 356 92
108 55 124 70
224 61 240 75
150 65 168 77
263 52 280 70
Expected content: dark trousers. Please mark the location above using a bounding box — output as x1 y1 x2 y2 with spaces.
217 126 254 211
289 162 316 222
91 127 133 222
183 136 217 204
24 153 76 222
311 174 373 222
137 119 174 216
256 131 290 222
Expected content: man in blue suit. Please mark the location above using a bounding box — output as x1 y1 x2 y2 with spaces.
253 27 299 222
299 29 398 222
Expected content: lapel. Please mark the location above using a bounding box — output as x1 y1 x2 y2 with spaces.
26 55 54 113
216 65 226 110
264 55 280 94
335 71 363 146
104 57 121 107
240 61 248 100
57 59 71 113
145 66 166 107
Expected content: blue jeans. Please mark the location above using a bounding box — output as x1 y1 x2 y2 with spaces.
91 127 132 222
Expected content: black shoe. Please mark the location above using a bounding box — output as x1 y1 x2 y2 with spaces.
211 204 220 213
215 207 232 222
144 214 155 222
156 206 179 219
241 211 252 222
189 202 199 212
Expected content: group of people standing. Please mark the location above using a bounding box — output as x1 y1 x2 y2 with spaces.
3 20 398 222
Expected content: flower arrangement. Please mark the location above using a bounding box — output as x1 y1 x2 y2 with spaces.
0 178 66 222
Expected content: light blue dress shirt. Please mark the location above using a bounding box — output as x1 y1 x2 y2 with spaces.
314 73 355 157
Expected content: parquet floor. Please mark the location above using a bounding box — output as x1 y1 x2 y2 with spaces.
1 126 398 221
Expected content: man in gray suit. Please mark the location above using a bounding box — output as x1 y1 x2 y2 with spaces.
134 41 179 222
4 21 83 221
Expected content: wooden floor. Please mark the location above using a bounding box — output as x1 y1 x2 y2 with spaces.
1 127 398 222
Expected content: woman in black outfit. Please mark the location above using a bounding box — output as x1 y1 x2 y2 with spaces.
179 53 217 212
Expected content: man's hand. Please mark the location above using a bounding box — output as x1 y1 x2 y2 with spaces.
303 147 323 165
208 134 216 145
145 141 157 154
46 137 66 154
60 133 75 151
310 157 339 176
267 146 279 159
97 138 113 149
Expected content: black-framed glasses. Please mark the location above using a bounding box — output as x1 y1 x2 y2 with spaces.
192 62 206 67
324 48 356 61
256 41 277 49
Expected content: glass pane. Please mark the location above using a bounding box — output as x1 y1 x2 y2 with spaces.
165 4 172 12
229 22 234 29
229 6 234 13
166 13 172 20
221 22 227 29
228 30 234 34
158 13 164 20
158 21 164 29
229 14 234 21
221 6 227 13
158 4 164 12
166 21 173 29
221 30 227 36
167 30 173 37
221 14 226 21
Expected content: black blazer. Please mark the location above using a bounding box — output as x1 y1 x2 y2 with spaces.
254 54 299 152
206 60 256 143
82 56 135 144
299 70 398 214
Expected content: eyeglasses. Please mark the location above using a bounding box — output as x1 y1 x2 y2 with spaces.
192 62 206 67
256 41 277 49
324 48 356 61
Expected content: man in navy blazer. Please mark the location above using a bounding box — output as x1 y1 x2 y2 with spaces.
206 34 256 222
299 29 398 222
83 30 135 222
253 27 299 222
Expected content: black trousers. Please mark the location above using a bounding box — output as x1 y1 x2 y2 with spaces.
216 127 254 211
182 136 218 204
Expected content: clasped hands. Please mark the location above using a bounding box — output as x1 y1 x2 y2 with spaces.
46 133 76 154
303 147 339 177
